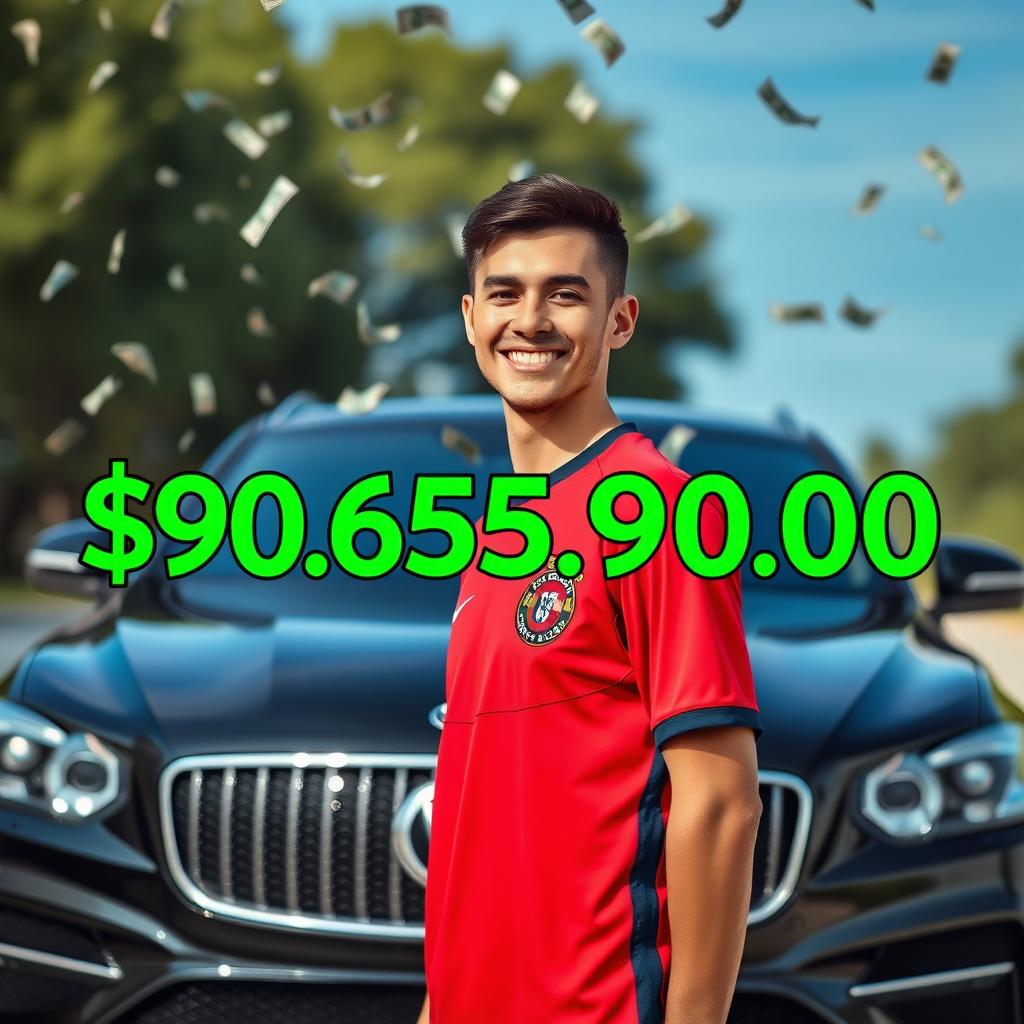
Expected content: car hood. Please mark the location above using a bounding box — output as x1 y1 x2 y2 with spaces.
21 610 981 771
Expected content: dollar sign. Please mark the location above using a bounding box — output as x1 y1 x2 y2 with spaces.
80 459 156 587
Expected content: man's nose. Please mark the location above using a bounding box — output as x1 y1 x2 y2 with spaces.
509 297 554 338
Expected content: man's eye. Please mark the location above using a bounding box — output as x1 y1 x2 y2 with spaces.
490 290 516 299
554 291 582 300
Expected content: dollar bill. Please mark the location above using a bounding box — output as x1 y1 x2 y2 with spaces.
839 296 884 328
328 92 398 131
182 89 233 113
155 165 181 188
308 270 359 305
194 202 229 224
769 302 825 324
167 263 188 292
44 418 85 457
757 77 820 127
336 382 391 415
853 183 885 215
11 19 40 66
150 0 181 41
634 202 693 243
255 64 282 86
40 259 78 302
580 19 625 68
223 118 268 159
111 342 158 383
482 69 521 115
88 60 118 93
445 211 467 257
920 224 942 242
508 159 535 182
565 80 599 123
706 0 742 29
257 109 292 137
337 147 389 189
247 306 275 337
60 191 85 214
240 175 299 247
556 0 595 25
178 427 196 454
926 43 960 85
259 0 288 11
240 263 264 286
441 425 481 465
189 373 217 417
917 145 962 203
107 228 126 273
81 375 123 416
98 7 113 31
396 5 451 35
357 301 401 346
396 123 420 151
257 381 277 406
657 424 696 464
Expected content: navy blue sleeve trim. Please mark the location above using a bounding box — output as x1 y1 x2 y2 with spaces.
653 705 764 748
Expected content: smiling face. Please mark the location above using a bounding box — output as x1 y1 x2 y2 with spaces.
461 226 637 416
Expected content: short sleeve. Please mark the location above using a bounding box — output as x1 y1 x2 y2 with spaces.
603 471 764 749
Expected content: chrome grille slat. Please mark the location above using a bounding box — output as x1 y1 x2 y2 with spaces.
763 783 784 897
285 767 303 912
320 769 337 916
252 766 269 909
354 766 372 921
219 767 236 901
187 770 202 885
389 768 409 923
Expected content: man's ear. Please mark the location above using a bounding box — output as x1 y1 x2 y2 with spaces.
608 294 639 351
461 293 476 347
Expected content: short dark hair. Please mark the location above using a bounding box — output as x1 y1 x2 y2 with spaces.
461 173 628 306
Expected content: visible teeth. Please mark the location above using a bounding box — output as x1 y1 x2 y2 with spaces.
506 350 560 365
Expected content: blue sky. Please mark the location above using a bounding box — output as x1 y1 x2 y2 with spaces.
279 0 1024 470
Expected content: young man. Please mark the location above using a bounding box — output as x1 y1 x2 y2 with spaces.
418 173 764 1024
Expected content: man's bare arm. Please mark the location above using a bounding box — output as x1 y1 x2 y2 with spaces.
415 991 429 1024
660 725 762 1024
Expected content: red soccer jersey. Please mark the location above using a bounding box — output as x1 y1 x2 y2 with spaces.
424 420 763 1024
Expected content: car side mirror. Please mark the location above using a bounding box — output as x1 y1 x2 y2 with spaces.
930 534 1024 620
23 518 114 602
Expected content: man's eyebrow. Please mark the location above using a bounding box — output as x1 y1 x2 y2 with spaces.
480 273 592 291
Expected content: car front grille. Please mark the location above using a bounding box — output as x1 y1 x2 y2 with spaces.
159 754 436 939
160 755 809 938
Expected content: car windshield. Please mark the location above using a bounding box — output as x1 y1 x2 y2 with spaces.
151 418 902 623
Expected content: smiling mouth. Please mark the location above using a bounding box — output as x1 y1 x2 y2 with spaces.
500 350 568 369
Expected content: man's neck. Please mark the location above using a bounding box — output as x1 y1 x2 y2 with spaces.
504 404 624 476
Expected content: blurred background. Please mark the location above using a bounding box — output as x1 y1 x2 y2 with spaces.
1 0 1022 676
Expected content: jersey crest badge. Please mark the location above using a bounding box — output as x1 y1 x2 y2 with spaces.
515 554 581 646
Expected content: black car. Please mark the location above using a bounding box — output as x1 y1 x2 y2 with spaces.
2 392 1024 1024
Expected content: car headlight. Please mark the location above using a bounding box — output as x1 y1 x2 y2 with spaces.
0 700 124 823
858 721 1024 843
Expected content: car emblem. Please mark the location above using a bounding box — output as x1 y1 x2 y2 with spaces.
428 703 446 730
391 781 433 887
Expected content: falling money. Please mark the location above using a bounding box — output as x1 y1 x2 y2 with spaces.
920 224 942 242
240 175 299 247
189 373 217 417
177 427 196 454
482 70 522 115
839 297 885 328
257 382 277 406
634 202 693 243
445 212 467 257
564 80 599 123
556 0 595 25
308 271 359 305
60 192 85 214
918 146 963 203
247 306 275 337
193 202 229 224
508 159 535 182
441 425 482 466
396 124 420 152
255 64 282 86
98 7 113 31
11 19 40 66
769 302 825 324
39 260 78 302
167 263 188 292
338 147 389 189
257 110 292 137
396 5 451 35
926 43 960 85
107 229 126 273
706 0 743 29
336 382 391 415
80 375 123 417
44 419 85 457
111 342 158 384
657 424 697 464
155 165 181 187
240 263 264 286
758 77 820 127
182 90 233 113
88 60 119 93
356 301 401 346
259 0 288 12
580 19 625 67
853 183 885 215
150 0 182 41
328 92 398 131
223 118 268 159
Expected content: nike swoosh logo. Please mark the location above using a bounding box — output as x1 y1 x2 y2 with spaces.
452 595 474 623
